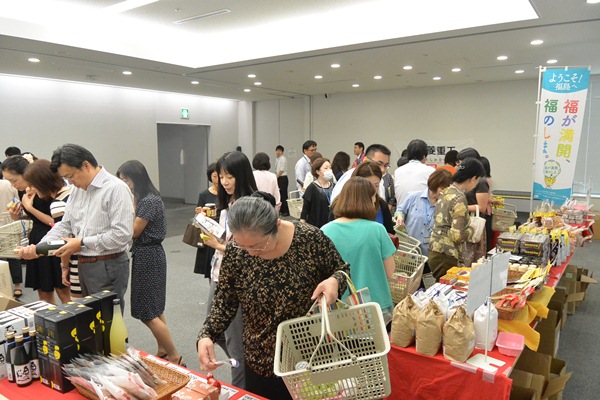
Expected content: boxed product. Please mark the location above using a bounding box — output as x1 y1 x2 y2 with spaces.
43 310 78 392
34 306 59 386
58 302 96 354
73 295 104 354
90 291 117 355
171 378 220 400
194 213 226 239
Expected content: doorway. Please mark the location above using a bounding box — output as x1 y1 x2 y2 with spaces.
157 123 209 204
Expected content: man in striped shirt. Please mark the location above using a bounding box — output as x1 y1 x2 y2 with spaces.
18 144 134 309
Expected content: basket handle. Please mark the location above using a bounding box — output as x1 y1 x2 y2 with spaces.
307 297 357 371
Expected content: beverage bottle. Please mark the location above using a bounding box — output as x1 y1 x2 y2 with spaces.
5 330 16 383
28 330 40 379
35 240 67 256
13 334 32 387
21 327 30 355
109 299 129 355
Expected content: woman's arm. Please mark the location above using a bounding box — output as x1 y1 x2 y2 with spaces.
449 197 474 243
132 216 149 239
300 185 313 222
383 255 395 279
21 192 54 226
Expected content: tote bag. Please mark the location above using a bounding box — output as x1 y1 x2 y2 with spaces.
468 205 486 243
182 223 202 248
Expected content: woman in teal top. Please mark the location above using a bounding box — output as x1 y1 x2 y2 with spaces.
322 176 396 323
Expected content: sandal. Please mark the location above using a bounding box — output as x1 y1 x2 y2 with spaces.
176 356 187 368
13 289 23 298
156 353 168 359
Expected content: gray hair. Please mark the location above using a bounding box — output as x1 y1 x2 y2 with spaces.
228 196 278 236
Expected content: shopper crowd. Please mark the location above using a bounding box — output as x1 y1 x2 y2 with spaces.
1 138 497 400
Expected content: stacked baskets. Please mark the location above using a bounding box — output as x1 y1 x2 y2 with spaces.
287 190 303 219
492 203 517 231
0 219 32 258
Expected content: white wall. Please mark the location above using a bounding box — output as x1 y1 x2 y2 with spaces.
252 80 539 193
0 75 241 190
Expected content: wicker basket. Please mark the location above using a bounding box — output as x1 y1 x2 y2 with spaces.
72 357 190 400
0 219 32 258
491 289 527 321
388 250 427 303
287 190 303 219
492 204 517 232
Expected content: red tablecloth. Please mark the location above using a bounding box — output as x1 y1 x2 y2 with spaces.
0 354 267 400
387 344 516 400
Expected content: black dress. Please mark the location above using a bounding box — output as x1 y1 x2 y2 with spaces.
194 189 219 278
22 193 65 292
300 181 334 228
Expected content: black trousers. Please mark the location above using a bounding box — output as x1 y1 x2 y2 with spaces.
245 363 292 399
7 258 23 284
277 175 289 214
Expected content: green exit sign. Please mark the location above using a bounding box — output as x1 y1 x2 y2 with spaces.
181 108 189 119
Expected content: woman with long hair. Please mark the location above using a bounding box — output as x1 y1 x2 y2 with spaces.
194 162 219 278
117 160 183 365
331 151 351 181
323 176 396 323
2 155 70 304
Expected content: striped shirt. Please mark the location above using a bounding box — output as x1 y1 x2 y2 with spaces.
41 167 134 256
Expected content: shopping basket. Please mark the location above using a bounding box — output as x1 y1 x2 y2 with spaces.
393 228 422 254
492 203 517 231
0 219 32 258
274 297 391 400
287 190 303 219
0 212 12 226
388 249 428 303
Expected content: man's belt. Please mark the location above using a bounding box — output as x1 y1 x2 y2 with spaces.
78 251 125 264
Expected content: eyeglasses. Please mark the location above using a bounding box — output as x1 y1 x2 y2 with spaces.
230 236 272 252
366 156 390 169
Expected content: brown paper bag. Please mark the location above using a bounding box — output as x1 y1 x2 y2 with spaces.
442 306 475 362
415 300 445 356
390 296 419 347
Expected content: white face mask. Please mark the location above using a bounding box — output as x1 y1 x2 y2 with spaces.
323 170 334 180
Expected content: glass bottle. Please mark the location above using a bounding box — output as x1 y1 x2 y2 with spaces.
109 299 129 355
28 330 40 379
13 334 32 387
35 240 67 256
5 330 16 383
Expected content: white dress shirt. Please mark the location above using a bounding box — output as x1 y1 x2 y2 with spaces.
394 160 436 206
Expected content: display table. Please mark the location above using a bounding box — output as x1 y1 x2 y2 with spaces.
388 344 516 400
0 354 267 400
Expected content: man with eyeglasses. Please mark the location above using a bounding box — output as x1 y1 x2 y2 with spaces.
394 139 436 206
331 144 391 202
294 140 317 193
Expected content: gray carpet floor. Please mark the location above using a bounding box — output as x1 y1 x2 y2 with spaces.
13 198 599 398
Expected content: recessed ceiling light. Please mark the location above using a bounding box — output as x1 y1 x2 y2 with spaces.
433 76 441 81
254 82 262 86
28 58 40 63
497 55 508 61
374 75 382 80
244 89 251 92
587 0 600 3
314 75 323 79
515 69 525 74
191 81 199 85
331 63 341 68
403 65 413 70
547 59 558 64
451 68 461 72
247 74 256 78
122 71 132 75
352 84 360 88
530 39 544 45
173 8 230 24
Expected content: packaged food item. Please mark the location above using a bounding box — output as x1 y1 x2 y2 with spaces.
443 306 475 362
415 301 445 356
390 296 419 347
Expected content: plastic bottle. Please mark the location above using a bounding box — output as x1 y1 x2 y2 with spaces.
35 240 66 256
13 334 32 387
5 330 16 383
109 299 129 355
473 301 498 351
28 330 40 379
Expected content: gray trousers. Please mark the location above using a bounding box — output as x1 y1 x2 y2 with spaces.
207 280 246 389
78 252 130 313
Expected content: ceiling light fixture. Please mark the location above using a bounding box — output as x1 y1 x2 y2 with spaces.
28 58 40 63
254 82 262 86
547 59 558 64
247 74 256 78
497 55 508 61
104 0 159 14
191 81 199 85
374 75 382 80
314 75 323 79
403 65 413 70
122 71 132 75
515 69 525 74
451 68 461 72
331 63 341 68
352 84 360 87
173 8 231 24
244 89 251 92
587 0 600 3
530 39 544 45
433 76 441 80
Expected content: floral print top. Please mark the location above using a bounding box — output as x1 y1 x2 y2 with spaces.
198 221 349 377
429 185 474 260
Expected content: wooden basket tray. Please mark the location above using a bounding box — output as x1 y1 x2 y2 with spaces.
72 356 190 400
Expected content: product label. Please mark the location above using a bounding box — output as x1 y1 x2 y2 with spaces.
31 359 40 379
15 363 32 385
6 363 14 381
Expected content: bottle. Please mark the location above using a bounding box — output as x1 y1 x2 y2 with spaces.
205 203 217 219
35 240 67 256
109 299 129 355
13 334 32 387
5 330 16 383
28 330 40 380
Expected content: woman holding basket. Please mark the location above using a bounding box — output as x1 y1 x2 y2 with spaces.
197 194 348 399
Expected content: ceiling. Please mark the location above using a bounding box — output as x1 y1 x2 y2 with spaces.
1 0 599 101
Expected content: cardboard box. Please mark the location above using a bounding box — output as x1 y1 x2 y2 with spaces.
557 265 594 315
550 288 568 329
535 300 563 357
511 369 546 400
0 292 22 311
510 385 537 400
0 313 26 342
514 349 571 399
0 260 13 299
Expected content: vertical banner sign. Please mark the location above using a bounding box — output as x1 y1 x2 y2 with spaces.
533 67 590 203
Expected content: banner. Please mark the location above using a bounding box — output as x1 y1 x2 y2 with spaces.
532 67 590 204
393 139 474 166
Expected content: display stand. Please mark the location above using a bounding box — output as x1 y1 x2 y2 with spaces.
466 252 510 372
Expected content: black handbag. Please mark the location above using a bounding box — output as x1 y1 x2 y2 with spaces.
182 223 203 248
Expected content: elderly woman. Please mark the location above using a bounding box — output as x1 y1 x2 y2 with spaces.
197 195 349 399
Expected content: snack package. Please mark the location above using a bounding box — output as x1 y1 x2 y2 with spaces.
415 300 445 356
390 296 419 347
442 306 475 362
